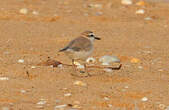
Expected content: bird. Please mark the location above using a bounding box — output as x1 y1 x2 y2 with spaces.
59 30 101 76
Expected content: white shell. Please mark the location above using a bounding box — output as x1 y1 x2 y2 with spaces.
121 0 133 5
99 55 120 65
0 77 9 81
18 59 24 63
54 104 67 109
136 9 145 14
141 97 148 102
86 57 96 63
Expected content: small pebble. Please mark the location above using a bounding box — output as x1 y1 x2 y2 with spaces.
121 0 133 5
54 104 67 109
136 9 145 14
141 97 148 102
64 93 72 97
73 81 87 86
144 17 152 20
124 86 129 89
0 77 9 81
32 10 39 15
20 89 26 93
31 66 36 69
19 8 28 14
130 58 140 63
18 59 24 63
108 104 113 108
104 97 110 101
37 99 47 105
88 4 102 8
86 57 96 63
138 66 143 69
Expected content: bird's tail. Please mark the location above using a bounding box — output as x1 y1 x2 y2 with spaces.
58 47 68 52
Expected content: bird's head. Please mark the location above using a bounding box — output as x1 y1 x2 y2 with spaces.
81 31 101 41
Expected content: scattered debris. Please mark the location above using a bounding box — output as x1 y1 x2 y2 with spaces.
130 58 140 63
136 9 145 14
32 10 39 15
88 4 102 9
136 1 145 6
37 99 47 105
19 8 28 14
37 59 62 67
54 104 67 109
144 17 152 21
20 89 26 93
108 104 113 108
138 66 143 69
0 77 9 81
86 57 96 63
124 86 129 89
141 97 148 102
73 81 87 86
31 66 36 69
64 93 72 97
18 59 24 63
104 97 110 101
121 0 133 5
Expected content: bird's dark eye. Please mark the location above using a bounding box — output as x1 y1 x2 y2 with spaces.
88 34 94 37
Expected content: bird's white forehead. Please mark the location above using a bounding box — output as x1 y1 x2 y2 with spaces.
88 32 94 36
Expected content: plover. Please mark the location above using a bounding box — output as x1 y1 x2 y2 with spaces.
59 31 101 76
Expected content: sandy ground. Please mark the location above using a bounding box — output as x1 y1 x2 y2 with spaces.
0 0 169 110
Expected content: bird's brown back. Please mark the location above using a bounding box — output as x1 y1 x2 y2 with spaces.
66 37 92 52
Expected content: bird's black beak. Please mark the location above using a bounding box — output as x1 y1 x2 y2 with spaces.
94 36 101 40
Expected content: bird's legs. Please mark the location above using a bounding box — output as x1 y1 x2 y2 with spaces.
71 59 91 77
71 59 77 74
83 63 91 77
